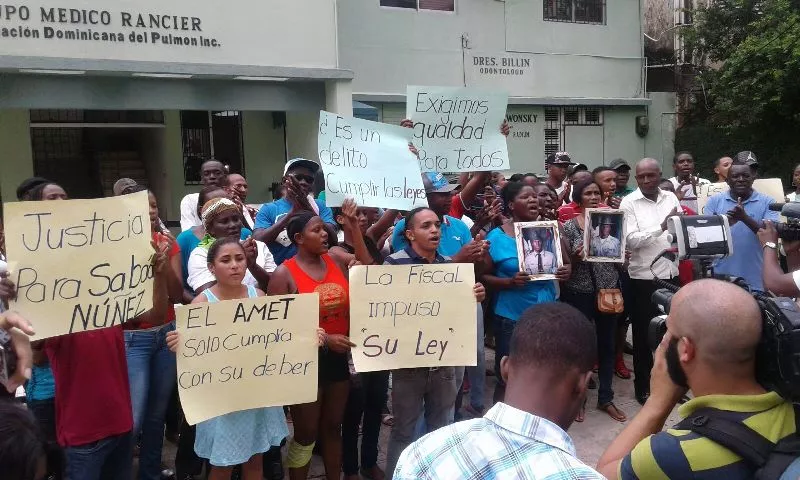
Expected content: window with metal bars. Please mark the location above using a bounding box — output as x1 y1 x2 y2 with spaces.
380 0 454 11
544 0 605 24
180 111 245 185
544 107 562 161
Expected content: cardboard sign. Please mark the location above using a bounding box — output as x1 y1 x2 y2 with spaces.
175 293 319 425
697 179 785 214
349 264 476 372
318 111 428 210
3 191 154 339
406 86 509 172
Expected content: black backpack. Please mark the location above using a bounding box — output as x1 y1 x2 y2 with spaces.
675 406 800 480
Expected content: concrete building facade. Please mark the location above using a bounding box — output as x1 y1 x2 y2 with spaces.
0 0 352 223
338 0 677 176
0 0 678 224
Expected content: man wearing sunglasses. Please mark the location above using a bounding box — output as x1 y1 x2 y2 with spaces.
253 158 335 265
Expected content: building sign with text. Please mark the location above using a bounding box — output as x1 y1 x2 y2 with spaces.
0 0 337 69
465 51 535 96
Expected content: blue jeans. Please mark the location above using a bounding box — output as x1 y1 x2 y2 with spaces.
65 431 133 480
494 315 516 386
124 323 177 480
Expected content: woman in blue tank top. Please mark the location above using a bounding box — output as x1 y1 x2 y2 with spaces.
167 237 288 480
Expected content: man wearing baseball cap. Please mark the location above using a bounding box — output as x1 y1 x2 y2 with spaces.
609 159 635 198
545 152 576 206
253 158 335 265
736 150 759 172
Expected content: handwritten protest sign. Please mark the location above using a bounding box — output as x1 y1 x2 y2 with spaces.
406 86 509 172
318 111 427 210
349 264 476 372
696 179 785 214
175 293 319 425
3 191 154 339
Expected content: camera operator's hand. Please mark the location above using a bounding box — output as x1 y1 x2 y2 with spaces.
649 331 689 412
0 311 35 393
660 207 679 232
757 220 779 247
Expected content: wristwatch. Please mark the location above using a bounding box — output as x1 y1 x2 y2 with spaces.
764 241 778 250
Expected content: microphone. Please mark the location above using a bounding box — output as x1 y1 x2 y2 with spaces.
769 202 800 219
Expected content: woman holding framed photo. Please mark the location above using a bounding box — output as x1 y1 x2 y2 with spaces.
482 182 571 403
560 179 628 423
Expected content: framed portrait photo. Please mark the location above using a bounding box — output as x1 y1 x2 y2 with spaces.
514 220 563 281
583 208 626 263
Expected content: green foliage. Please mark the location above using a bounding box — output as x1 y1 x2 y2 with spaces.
677 0 800 182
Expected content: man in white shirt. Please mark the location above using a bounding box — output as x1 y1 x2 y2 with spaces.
619 158 681 405
180 159 227 231
668 151 710 213
524 234 557 275
591 216 621 258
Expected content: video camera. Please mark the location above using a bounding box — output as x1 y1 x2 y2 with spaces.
766 202 800 241
648 214 800 402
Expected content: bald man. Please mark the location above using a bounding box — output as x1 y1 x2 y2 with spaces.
597 279 797 480
619 158 682 405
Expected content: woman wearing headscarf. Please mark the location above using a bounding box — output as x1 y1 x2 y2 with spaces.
187 197 276 295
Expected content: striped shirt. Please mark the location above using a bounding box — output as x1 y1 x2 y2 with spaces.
620 392 796 480
393 402 604 480
384 246 451 265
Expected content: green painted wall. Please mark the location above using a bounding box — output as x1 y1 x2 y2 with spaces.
285 112 320 161
161 110 187 222
0 110 33 202
242 111 287 204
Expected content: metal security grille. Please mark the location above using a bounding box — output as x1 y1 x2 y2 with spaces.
543 107 562 161
379 0 454 11
544 0 605 24
180 111 244 185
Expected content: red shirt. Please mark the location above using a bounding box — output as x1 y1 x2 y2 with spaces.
448 193 466 219
125 232 180 330
678 206 696 285
557 202 609 223
46 327 132 447
283 254 349 335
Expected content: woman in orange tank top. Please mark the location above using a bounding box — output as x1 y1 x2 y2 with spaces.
268 200 371 480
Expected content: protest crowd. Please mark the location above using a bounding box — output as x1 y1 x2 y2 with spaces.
2 107 800 480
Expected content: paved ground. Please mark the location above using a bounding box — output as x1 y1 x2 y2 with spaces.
159 346 682 478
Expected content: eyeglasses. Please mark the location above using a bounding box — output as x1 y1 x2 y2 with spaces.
289 173 315 184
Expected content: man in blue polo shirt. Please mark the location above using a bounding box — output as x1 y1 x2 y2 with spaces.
703 158 778 291
253 158 336 265
391 173 484 260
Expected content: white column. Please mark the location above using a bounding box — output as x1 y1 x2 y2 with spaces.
324 79 353 117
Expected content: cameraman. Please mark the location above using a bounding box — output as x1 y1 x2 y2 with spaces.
759 221 800 296
597 279 796 479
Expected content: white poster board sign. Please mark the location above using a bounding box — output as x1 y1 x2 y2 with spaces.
318 111 427 210
406 86 509 172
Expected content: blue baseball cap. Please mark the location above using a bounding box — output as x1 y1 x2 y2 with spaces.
422 172 459 194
